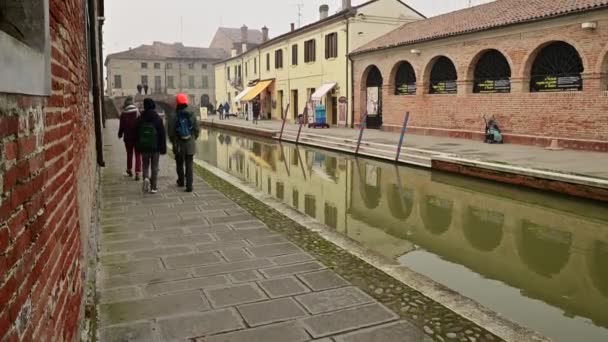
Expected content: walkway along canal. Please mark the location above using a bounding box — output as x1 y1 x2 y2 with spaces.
196 128 608 342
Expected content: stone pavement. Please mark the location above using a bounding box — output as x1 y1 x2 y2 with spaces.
202 118 608 179
97 122 430 341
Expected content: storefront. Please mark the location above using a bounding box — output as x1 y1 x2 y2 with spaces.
238 79 274 121
310 82 338 126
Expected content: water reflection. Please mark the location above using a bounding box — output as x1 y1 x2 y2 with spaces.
197 129 608 342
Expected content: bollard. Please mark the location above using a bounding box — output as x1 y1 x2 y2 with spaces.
355 113 368 155
278 103 290 141
395 112 410 162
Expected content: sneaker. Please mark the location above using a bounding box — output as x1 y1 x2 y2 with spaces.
150 188 158 194
142 178 150 193
125 170 133 177
135 174 140 181
177 180 184 187
185 188 193 193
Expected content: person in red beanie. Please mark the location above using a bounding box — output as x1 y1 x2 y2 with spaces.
167 94 199 192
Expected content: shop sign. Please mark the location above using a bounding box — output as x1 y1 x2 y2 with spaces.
531 75 582 92
430 81 457 94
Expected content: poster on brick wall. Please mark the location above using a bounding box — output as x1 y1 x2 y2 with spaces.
531 75 582 92
430 81 457 94
474 79 511 93
396 83 417 95
366 87 379 116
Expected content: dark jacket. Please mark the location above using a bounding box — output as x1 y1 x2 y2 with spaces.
167 107 199 156
135 109 167 154
118 105 139 144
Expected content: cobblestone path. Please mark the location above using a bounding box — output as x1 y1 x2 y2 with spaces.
96 120 432 341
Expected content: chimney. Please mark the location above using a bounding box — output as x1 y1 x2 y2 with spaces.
290 23 295 32
342 0 352 10
231 48 237 57
242 43 248 53
262 26 269 42
241 25 248 43
319 5 329 20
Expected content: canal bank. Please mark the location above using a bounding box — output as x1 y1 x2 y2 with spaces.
200 118 608 202
194 127 608 342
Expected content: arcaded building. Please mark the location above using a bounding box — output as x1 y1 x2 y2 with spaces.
351 0 608 151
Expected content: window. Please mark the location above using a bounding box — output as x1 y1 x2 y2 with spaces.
292 44 298 65
189 76 195 88
530 42 584 92
238 65 242 79
167 76 175 89
275 49 284 69
202 63 208 69
188 63 195 69
304 39 316 63
114 75 122 89
473 50 511 93
394 61 416 95
141 75 148 85
141 62 148 69
266 53 270 71
324 203 338 229
0 0 51 95
254 57 257 74
227 67 231 79
202 76 209 89
292 190 299 209
325 33 338 59
245 62 248 77
429 57 457 94
305 195 316 218
166 63 173 69
154 62 161 69
276 182 285 200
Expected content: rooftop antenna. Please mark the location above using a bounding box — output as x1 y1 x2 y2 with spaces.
180 16 184 43
468 0 473 7
294 1 304 28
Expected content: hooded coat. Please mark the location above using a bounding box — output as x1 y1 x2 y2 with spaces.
118 104 140 144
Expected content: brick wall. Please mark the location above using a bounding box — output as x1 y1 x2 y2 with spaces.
0 0 99 340
352 13 608 151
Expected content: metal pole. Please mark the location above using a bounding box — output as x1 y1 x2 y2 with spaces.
355 113 367 155
395 111 410 162
279 103 290 141
295 105 307 145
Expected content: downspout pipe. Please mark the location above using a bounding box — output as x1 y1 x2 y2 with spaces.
88 0 105 167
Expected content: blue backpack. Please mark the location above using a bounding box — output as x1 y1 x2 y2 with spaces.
176 111 192 140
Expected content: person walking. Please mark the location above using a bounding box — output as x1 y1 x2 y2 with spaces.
118 96 142 180
167 93 200 192
218 103 224 120
252 99 260 125
224 101 231 120
135 98 167 194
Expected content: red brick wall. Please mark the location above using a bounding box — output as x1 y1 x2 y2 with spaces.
352 13 608 151
0 0 98 341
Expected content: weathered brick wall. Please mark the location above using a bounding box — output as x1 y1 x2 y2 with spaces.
0 0 98 340
352 13 608 151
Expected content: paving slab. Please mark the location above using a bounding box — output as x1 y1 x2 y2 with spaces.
102 259 162 277
300 303 399 338
333 321 432 342
260 261 325 278
247 242 302 257
194 259 274 277
237 297 308 326
158 309 245 340
163 252 223 269
228 270 264 283
271 253 315 266
204 283 268 308
196 240 250 252
100 322 154 342
101 269 191 289
160 233 215 246
297 270 349 291
145 275 231 296
201 321 310 342
131 246 192 259
296 287 374 314
100 291 209 325
98 287 141 304
258 277 310 298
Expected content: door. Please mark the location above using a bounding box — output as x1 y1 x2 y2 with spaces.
365 66 383 129
331 96 338 125
278 90 284 118
292 90 299 120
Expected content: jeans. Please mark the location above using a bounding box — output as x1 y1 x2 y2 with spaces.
142 152 160 189
125 142 142 174
176 154 194 190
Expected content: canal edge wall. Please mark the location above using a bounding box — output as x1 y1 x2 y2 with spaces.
200 120 608 202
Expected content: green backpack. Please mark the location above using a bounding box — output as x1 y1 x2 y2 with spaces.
136 121 158 152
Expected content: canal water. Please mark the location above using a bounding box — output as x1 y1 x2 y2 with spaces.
196 128 608 342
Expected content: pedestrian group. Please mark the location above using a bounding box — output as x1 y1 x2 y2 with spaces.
118 94 200 194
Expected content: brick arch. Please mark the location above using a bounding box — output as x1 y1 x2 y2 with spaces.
359 64 384 90
421 54 459 84
465 48 514 82
519 39 589 78
389 60 417 94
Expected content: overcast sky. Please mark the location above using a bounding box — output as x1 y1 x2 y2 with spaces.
103 0 494 55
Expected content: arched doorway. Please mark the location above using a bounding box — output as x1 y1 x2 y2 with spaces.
518 220 572 278
201 94 210 108
365 65 383 129
393 61 417 95
530 41 584 92
421 195 453 235
463 206 504 252
472 50 512 93
429 56 458 94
